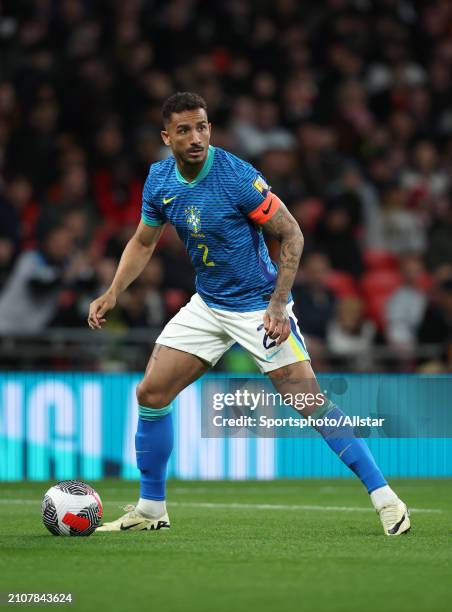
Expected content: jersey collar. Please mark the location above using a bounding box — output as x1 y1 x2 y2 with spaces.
175 145 215 188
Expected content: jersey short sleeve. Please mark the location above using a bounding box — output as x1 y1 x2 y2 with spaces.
141 167 166 227
234 158 280 224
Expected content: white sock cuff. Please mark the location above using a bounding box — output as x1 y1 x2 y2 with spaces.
137 498 167 519
370 485 399 512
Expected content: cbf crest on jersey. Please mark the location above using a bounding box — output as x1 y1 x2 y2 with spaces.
185 206 202 233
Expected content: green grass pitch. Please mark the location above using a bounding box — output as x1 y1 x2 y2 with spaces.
0 479 451 612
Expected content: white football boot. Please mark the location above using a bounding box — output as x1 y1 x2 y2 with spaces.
378 500 410 535
96 504 170 532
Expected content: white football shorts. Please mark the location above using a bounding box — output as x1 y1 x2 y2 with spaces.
156 293 310 373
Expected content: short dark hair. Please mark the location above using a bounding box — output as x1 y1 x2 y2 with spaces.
162 92 207 125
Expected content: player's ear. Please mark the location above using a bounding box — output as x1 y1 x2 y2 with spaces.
161 130 170 146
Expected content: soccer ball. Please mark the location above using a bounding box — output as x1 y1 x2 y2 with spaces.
41 480 103 536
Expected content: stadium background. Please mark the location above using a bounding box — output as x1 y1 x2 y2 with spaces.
1 3 452 612
0 0 452 480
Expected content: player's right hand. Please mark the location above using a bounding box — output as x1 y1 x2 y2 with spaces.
88 291 116 329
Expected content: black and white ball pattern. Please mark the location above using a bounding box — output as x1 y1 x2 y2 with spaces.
41 480 103 536
41 494 60 535
52 480 97 496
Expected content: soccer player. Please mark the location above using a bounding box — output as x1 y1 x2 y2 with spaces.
88 92 410 536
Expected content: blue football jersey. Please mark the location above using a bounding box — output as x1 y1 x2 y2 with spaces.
141 145 282 311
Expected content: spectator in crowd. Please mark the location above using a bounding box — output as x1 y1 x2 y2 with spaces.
116 284 152 329
426 200 452 272
72 256 118 329
258 148 303 204
417 337 452 374
385 254 428 352
401 140 449 214
0 180 21 288
380 183 427 254
6 97 60 194
38 164 97 235
92 157 142 228
0 175 39 272
314 196 364 277
296 123 340 198
116 256 167 328
329 161 385 250
230 98 295 158
292 251 336 355
326 296 376 371
140 257 168 326
0 226 78 334
0 0 451 371
418 278 452 346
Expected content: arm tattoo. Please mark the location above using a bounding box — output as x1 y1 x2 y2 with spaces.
262 204 304 303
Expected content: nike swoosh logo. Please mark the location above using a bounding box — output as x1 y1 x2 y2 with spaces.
262 198 273 215
120 522 145 530
163 196 177 204
267 348 283 360
388 512 407 535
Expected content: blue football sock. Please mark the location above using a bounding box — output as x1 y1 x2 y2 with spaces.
314 403 387 494
135 404 174 501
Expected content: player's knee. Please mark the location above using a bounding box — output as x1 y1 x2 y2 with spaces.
136 382 172 409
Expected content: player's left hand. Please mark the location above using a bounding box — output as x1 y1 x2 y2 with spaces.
263 300 291 346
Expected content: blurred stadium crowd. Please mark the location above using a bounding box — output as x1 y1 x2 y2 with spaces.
0 0 452 372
